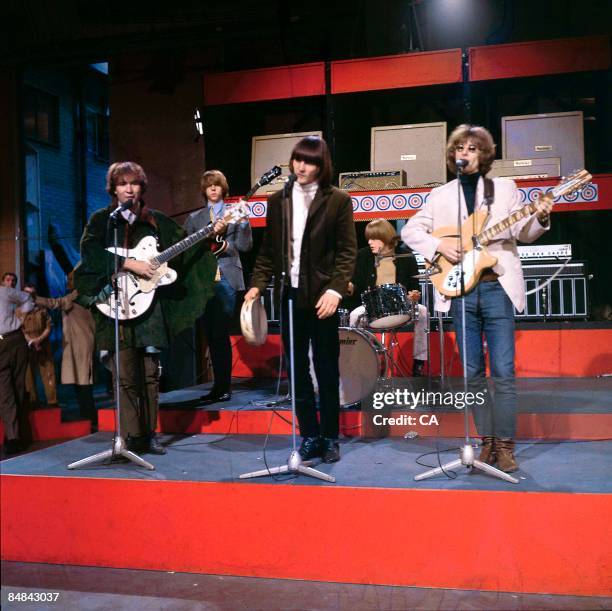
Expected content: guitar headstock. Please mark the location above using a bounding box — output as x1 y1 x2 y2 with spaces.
258 165 282 187
552 169 592 199
222 201 250 224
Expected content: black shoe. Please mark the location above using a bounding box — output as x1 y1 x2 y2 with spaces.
321 438 340 463
200 390 232 405
4 439 24 455
147 433 167 455
412 359 426 377
298 436 322 460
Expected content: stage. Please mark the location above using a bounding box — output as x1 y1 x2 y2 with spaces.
2 421 611 597
2 362 612 598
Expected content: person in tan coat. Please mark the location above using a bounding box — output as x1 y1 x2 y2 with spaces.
18 283 58 407
36 273 97 427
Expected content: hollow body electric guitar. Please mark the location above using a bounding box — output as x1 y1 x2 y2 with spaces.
426 170 592 297
96 166 281 320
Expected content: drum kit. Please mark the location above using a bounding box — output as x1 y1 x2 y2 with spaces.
335 283 419 407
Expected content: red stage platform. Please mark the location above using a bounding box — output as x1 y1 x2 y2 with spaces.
2 434 611 597
0 407 90 443
230 327 612 379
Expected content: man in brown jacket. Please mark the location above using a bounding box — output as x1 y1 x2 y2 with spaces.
245 136 357 463
18 283 58 407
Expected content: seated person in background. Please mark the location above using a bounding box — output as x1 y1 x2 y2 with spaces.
346 218 428 377
18 283 58 407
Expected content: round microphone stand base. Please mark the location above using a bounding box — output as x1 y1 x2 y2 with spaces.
239 450 335 483
414 440 519 484
67 435 155 471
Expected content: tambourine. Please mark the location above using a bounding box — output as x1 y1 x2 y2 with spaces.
240 297 268 346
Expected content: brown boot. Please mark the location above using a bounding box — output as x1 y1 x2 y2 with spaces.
496 438 518 473
479 436 497 465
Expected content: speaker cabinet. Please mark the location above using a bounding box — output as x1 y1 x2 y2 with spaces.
502 111 584 177
371 122 447 186
251 131 323 195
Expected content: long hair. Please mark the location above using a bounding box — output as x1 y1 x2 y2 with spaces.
105 161 148 198
289 136 333 188
446 124 496 175
200 169 229 200
364 218 399 248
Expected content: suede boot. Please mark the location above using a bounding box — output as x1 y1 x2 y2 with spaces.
479 436 497 465
496 438 518 473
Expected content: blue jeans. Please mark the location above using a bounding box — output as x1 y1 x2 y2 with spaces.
450 281 517 438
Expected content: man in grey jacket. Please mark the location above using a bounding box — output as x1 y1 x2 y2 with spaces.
185 170 252 404
1 274 33 454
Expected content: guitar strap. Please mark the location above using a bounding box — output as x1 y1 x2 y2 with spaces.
209 207 221 281
482 177 495 211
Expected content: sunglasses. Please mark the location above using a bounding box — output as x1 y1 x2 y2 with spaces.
455 144 479 153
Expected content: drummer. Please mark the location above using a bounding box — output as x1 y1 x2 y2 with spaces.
346 218 428 377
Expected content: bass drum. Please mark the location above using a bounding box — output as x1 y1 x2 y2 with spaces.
310 328 387 407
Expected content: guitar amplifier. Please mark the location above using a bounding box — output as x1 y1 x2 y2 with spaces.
339 170 406 191
488 157 561 179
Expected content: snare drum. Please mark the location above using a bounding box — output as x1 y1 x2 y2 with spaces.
309 327 387 407
361 283 417 330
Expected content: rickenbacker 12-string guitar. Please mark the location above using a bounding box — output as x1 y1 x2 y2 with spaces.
96 165 281 320
426 170 592 297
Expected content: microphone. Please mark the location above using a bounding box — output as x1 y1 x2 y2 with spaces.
109 199 134 220
283 173 297 197
455 159 468 172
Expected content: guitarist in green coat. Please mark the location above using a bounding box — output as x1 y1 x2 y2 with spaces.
74 161 217 455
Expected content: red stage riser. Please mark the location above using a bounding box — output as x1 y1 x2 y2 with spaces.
0 409 90 443
231 329 612 379
1 475 610 596
97 409 612 441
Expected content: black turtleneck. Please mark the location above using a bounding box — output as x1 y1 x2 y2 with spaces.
459 172 480 216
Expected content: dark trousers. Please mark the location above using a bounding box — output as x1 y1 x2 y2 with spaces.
0 331 29 441
74 384 97 426
281 288 340 439
202 278 236 393
109 348 160 438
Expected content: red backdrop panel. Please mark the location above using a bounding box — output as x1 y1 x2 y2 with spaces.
203 62 325 105
331 49 463 94
469 35 611 81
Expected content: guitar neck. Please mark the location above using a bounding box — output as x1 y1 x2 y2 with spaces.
153 224 215 265
152 173 272 265
477 202 537 245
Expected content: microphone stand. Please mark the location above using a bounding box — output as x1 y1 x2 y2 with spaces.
414 164 518 484
68 210 154 470
240 178 335 482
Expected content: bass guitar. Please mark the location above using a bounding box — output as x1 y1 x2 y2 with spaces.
96 165 281 320
425 170 592 297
